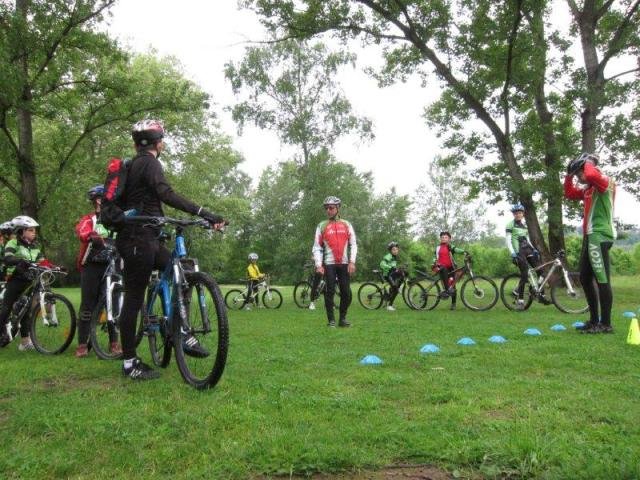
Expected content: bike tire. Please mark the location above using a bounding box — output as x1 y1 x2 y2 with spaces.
499 273 534 311
357 282 384 310
408 279 440 311
30 293 76 355
224 288 246 310
262 288 283 309
293 281 312 308
551 271 589 314
90 287 124 360
460 275 499 311
145 284 172 368
174 272 229 390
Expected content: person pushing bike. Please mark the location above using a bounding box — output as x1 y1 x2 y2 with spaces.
564 153 616 333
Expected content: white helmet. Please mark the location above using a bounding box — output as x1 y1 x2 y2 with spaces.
323 196 341 207
0 221 13 233
11 215 39 230
248 252 259 261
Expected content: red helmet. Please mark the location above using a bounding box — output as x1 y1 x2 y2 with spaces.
132 119 165 147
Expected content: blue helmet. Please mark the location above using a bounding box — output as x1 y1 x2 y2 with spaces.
510 203 525 213
87 185 105 201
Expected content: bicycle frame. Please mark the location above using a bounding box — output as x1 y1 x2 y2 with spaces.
102 246 123 325
527 253 577 297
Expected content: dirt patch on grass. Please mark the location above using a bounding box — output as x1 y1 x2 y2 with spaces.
260 465 454 480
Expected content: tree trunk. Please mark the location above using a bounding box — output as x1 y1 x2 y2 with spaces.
16 0 38 219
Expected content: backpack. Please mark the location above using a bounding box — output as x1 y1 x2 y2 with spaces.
100 157 133 230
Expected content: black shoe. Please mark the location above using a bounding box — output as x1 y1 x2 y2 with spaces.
0 333 10 348
338 319 351 328
122 357 160 380
328 320 336 327
438 291 450 299
450 304 456 311
584 323 603 334
576 321 597 332
182 335 210 358
538 295 552 305
598 324 614 334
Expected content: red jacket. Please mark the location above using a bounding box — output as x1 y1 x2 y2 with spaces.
75 213 100 272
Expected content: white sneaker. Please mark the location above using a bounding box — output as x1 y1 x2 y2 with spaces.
244 306 251 311
18 341 35 352
308 302 316 310
386 305 396 311
516 299 525 310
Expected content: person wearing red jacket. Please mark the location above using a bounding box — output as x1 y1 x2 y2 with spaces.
564 153 616 333
74 185 121 357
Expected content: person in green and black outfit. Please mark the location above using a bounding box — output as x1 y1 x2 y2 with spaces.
380 241 405 311
0 216 55 350
0 221 15 280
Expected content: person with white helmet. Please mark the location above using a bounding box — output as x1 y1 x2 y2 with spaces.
505 203 546 309
243 252 264 310
115 119 226 381
564 152 616 333
0 220 15 280
73 185 121 358
312 196 357 327
0 216 54 350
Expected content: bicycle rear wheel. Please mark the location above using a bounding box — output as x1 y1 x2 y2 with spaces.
357 282 384 310
145 285 172 368
174 272 229 390
551 271 589 314
293 281 312 308
224 288 246 310
460 275 499 311
408 279 441 311
262 288 283 308
499 273 534 311
90 286 124 360
30 293 76 355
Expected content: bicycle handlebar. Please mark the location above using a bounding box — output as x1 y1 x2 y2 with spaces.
125 215 228 231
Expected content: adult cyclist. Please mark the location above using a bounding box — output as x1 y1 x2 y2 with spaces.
116 119 226 380
312 196 357 327
564 153 616 333
505 203 548 309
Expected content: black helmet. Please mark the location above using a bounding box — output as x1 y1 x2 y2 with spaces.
387 241 399 251
87 185 105 201
567 153 599 175
132 119 165 147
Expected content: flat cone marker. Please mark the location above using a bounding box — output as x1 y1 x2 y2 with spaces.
360 354 383 365
488 335 507 343
550 324 567 331
523 328 542 336
420 344 440 354
457 337 476 346
627 318 640 346
623 311 636 319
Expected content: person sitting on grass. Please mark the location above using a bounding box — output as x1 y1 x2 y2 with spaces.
380 241 405 312
432 231 466 311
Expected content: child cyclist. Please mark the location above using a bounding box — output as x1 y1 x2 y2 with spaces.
432 231 466 310
0 216 57 350
74 185 122 358
380 241 405 311
243 252 265 310
0 220 15 280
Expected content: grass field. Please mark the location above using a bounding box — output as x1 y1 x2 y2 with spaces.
1 277 639 479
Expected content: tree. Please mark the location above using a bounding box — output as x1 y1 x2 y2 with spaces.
243 0 640 256
225 38 373 164
412 159 495 243
0 1 210 219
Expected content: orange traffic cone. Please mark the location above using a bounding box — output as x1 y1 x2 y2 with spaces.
627 318 640 346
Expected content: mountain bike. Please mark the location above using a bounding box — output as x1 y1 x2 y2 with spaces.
292 263 340 309
3 264 76 354
499 249 588 313
357 268 426 310
89 243 144 360
132 216 229 390
225 273 283 309
406 253 498 311
402 269 442 311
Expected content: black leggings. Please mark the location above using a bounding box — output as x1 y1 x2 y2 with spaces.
385 269 404 306
310 271 322 302
242 280 259 307
116 232 171 360
77 262 108 345
438 266 457 304
579 239 613 325
0 276 32 338
323 264 352 322
514 249 541 298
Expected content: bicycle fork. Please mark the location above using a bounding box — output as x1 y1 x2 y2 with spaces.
39 291 58 327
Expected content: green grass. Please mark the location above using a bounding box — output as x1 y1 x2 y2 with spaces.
1 278 640 479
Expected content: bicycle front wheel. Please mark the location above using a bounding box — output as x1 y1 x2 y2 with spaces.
357 282 384 310
30 293 76 355
262 288 283 309
460 275 498 311
408 280 441 311
224 289 246 310
293 281 312 308
90 287 124 360
499 274 533 311
174 272 229 390
551 271 589 314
